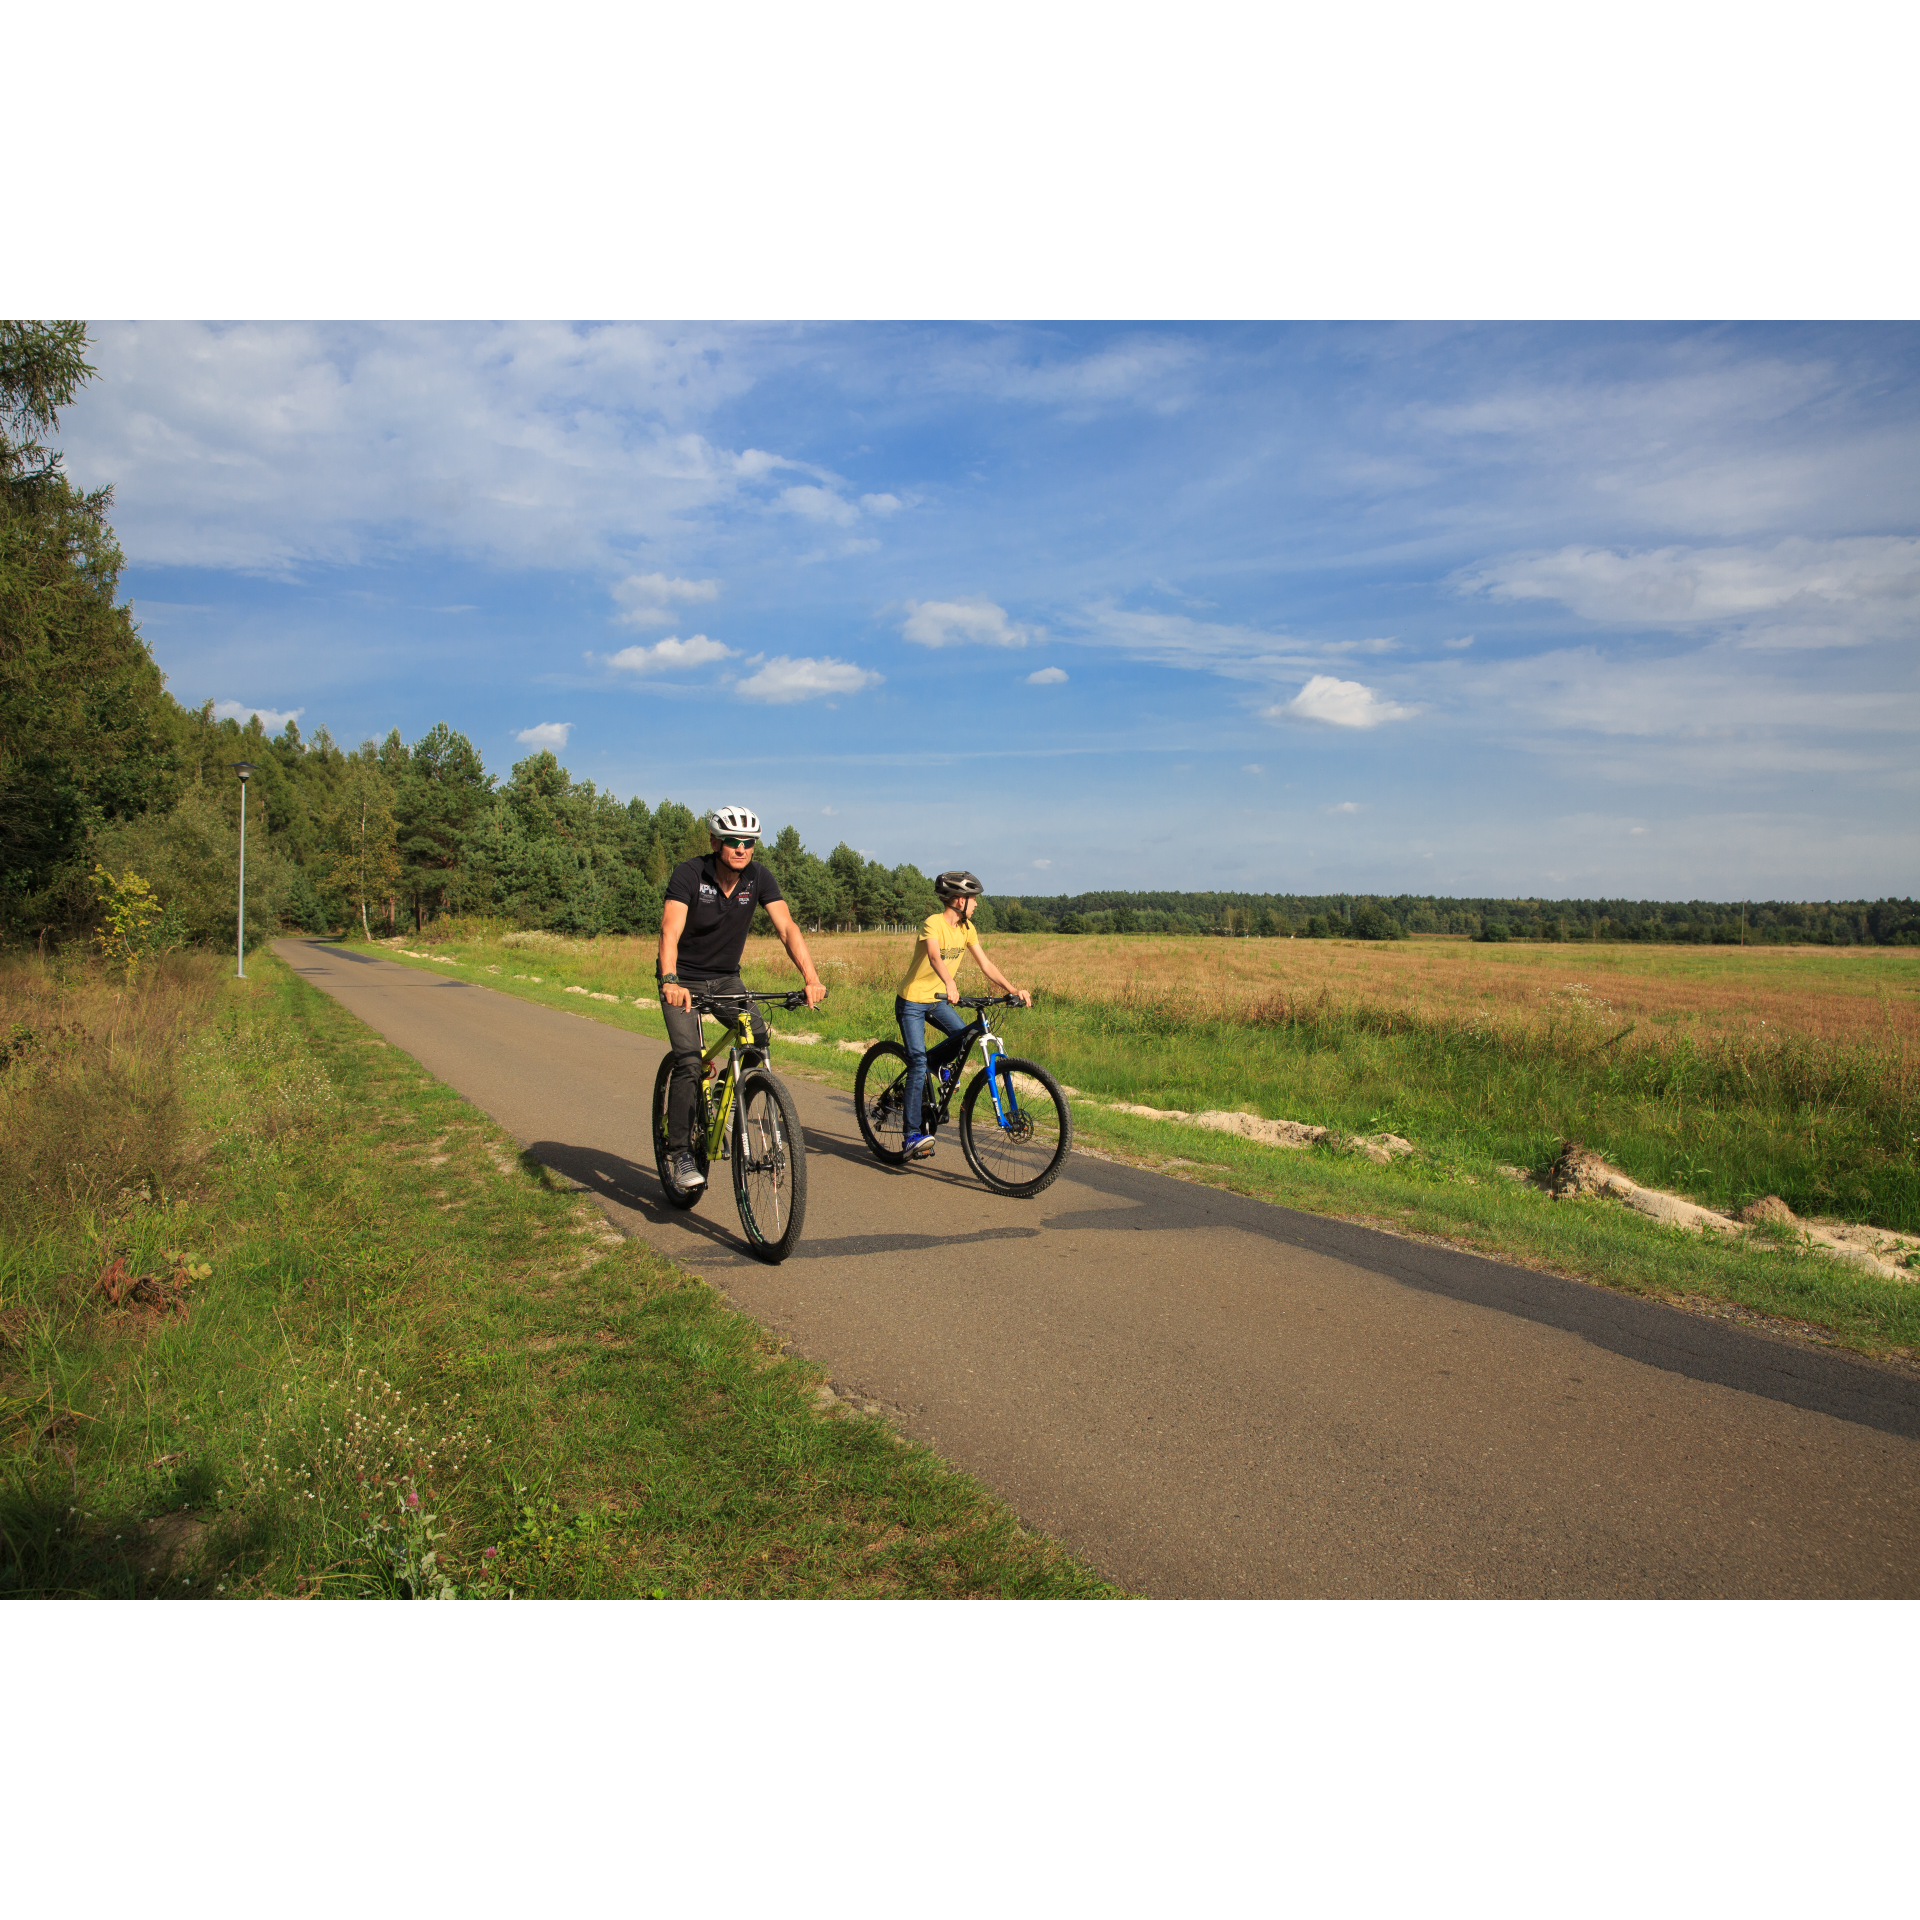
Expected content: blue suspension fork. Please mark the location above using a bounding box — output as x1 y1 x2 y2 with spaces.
981 1029 1018 1127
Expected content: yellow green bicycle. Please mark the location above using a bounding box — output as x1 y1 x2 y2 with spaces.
650 988 812 1263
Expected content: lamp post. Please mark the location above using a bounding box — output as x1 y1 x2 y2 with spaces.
233 762 256 977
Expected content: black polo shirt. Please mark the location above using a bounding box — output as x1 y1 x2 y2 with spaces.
664 854 784 980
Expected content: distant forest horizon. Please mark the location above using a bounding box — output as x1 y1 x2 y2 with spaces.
982 888 1919 947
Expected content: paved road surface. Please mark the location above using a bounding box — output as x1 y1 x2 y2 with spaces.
280 940 1920 1598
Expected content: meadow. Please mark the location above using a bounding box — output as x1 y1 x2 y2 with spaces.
394 923 1920 1236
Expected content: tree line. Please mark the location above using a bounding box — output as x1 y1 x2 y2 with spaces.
989 892 1920 946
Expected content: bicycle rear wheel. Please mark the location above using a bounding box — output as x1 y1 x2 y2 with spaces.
853 1041 912 1164
732 1069 807 1261
959 1056 1072 1197
650 1051 708 1210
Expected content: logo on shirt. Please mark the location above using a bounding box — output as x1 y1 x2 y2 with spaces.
698 882 718 899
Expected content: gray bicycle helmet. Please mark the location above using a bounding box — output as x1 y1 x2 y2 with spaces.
934 869 984 900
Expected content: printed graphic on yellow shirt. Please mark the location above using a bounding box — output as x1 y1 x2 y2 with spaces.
897 912 982 1003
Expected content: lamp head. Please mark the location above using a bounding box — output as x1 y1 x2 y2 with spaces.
233 761 256 783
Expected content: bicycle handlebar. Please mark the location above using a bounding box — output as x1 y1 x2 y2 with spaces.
684 987 824 1013
950 993 1031 1009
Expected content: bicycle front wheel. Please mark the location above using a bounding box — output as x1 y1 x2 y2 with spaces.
853 1041 912 1164
651 1051 708 1210
959 1056 1072 1197
732 1069 808 1261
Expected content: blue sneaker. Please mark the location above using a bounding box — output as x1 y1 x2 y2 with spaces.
902 1131 935 1160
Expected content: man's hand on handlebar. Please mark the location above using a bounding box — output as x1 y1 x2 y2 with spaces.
662 981 692 1011
802 979 827 1009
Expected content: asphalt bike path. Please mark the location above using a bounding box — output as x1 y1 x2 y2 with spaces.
280 940 1920 1598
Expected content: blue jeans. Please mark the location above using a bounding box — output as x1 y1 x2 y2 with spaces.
896 996 968 1137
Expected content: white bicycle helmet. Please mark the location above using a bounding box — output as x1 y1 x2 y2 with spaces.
708 805 761 840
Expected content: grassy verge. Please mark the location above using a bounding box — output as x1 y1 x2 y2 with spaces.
354 926 1920 1362
0 949 1118 1598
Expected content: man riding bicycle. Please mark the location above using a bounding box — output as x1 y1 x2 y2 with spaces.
897 869 1030 1160
658 806 827 1193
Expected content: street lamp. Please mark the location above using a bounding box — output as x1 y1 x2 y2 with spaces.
233 762 256 977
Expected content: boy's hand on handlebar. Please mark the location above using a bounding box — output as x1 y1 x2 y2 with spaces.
1011 988 1033 1007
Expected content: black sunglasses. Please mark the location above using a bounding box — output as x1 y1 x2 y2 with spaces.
717 836 756 850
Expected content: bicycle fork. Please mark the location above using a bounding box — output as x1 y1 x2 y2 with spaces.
980 1031 1020 1128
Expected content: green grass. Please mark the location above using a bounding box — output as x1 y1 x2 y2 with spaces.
0 951 1119 1598
356 927 1920 1361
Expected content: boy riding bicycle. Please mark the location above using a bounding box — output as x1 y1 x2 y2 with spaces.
897 870 1031 1160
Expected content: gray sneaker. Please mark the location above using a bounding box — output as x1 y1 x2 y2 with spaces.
669 1150 706 1191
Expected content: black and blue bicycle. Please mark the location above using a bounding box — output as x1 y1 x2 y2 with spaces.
853 994 1072 1197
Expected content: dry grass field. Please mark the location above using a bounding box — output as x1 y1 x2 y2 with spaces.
799 929 1920 1057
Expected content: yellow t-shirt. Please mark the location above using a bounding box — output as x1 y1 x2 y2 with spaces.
897 911 981 1003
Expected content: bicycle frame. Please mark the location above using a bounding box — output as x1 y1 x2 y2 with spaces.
693 1004 760 1157
923 998 1022 1129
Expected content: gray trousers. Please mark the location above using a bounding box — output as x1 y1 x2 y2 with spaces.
662 974 769 1150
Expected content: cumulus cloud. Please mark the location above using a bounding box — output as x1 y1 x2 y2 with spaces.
902 597 1038 648
860 492 903 515
734 655 882 704
611 572 720 627
605 634 737 674
1457 537 1920 647
214 700 303 731
779 485 860 526
58 321 788 574
1271 676 1419 729
515 721 572 749
1026 666 1068 684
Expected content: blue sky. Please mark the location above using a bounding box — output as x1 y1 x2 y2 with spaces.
59 321 1920 901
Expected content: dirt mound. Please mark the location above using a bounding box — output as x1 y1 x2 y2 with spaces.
1546 1142 1618 1198
1738 1195 1796 1225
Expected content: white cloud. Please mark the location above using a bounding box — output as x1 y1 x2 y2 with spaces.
59 321 789 573
902 597 1039 649
860 492 903 515
1243 764 1264 774
1271 676 1419 729
606 634 737 674
779 484 860 526
734 655 881 704
1032 858 1051 868
1630 826 1650 834
515 721 572 750
1328 800 1362 813
611 572 720 627
214 700 303 731
1457 537 1920 647
1443 635 1475 649
1026 666 1068 684
734 449 792 481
